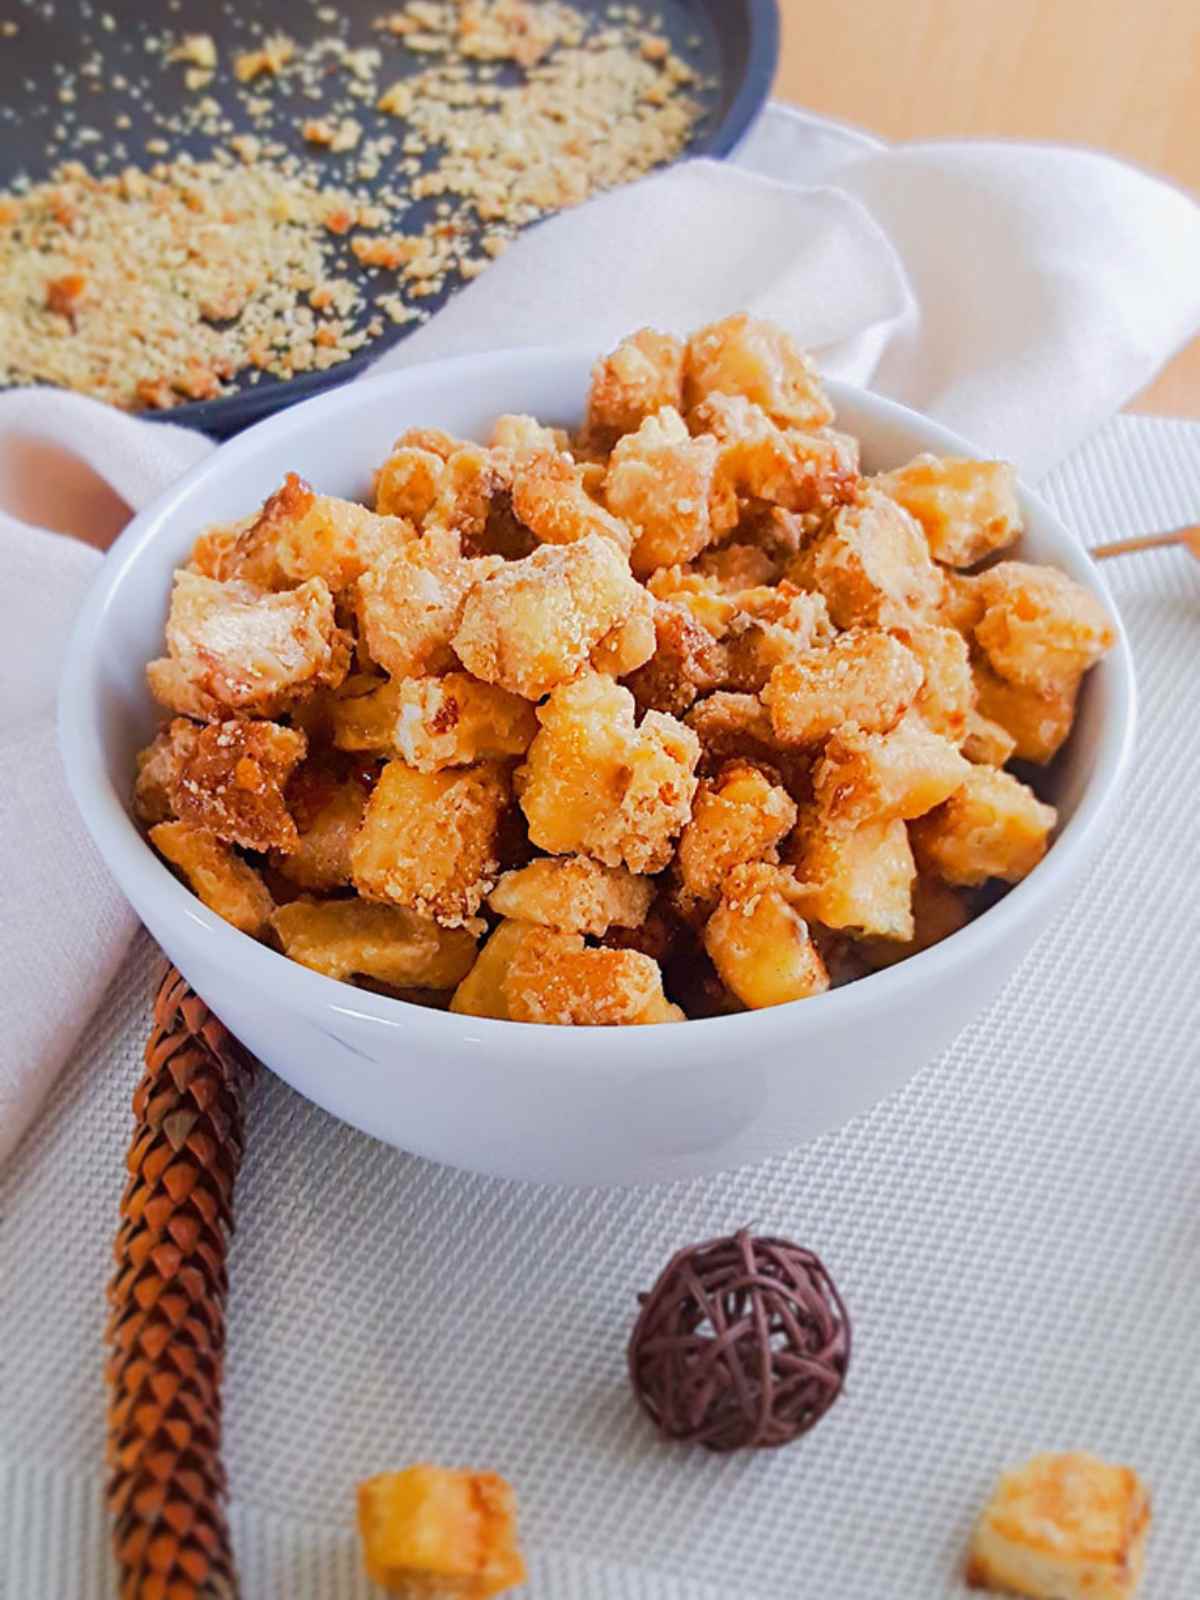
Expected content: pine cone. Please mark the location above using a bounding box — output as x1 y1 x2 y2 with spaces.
107 966 255 1600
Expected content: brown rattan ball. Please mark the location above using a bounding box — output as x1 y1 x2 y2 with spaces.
628 1229 851 1451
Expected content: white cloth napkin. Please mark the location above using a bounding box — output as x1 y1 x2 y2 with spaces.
2 103 1199 1165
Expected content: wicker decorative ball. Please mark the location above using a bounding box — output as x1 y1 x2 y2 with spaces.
628 1229 851 1452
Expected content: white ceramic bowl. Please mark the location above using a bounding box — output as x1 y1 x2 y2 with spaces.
59 349 1135 1186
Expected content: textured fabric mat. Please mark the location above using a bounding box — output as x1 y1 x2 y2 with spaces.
4 414 1200 1598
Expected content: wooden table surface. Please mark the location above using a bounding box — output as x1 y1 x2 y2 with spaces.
774 0 1200 418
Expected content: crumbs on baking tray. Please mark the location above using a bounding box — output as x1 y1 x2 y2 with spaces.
0 1 705 410
132 314 1116 1024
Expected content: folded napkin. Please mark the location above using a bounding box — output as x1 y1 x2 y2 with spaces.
2 103 1198 1165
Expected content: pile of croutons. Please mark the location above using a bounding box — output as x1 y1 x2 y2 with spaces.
135 314 1115 1024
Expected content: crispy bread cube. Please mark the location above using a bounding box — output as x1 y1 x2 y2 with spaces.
375 443 445 521
762 629 923 747
859 873 971 965
357 1465 526 1599
452 536 652 699
173 719 307 853
874 453 1022 567
789 490 944 629
516 674 699 873
962 707 1019 768
622 600 728 716
187 516 257 582
689 393 858 513
449 919 539 1020
722 585 835 694
974 561 1115 694
351 759 510 927
149 821 275 936
489 413 571 460
271 898 476 989
704 862 829 1009
910 765 1056 886
331 673 537 771
202 472 413 592
270 759 368 891
488 856 653 936
605 406 738 577
510 450 632 553
375 434 504 539
967 1452 1150 1600
357 528 503 679
889 621 973 743
675 763 797 917
425 443 505 540
788 811 916 940
147 571 350 720
504 925 680 1025
584 327 685 448
973 659 1079 764
133 718 202 824
683 313 834 430
813 716 971 824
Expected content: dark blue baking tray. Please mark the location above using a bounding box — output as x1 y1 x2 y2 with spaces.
1 0 779 435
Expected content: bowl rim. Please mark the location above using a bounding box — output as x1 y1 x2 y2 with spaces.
58 346 1137 1067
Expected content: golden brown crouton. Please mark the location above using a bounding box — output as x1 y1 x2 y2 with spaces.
973 659 1079 764
762 628 923 747
874 453 1022 567
203 472 412 592
504 925 681 1025
516 674 699 873
172 719 307 853
966 1452 1150 1600
488 856 653 936
684 312 834 430
812 716 970 824
489 413 571 460
452 535 653 699
330 672 537 771
147 571 350 720
605 406 738 576
859 873 971 965
962 707 1019 768
356 528 502 679
789 489 944 629
788 810 916 940
510 450 632 553
888 620 974 743
271 898 477 989
675 762 797 918
703 862 829 1009
149 821 275 937
910 765 1057 886
721 585 835 693
974 561 1115 695
584 327 686 449
689 392 858 513
449 918 540 1020
351 759 510 927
